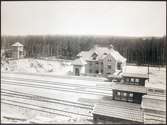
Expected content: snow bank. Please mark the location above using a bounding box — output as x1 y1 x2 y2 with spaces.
1 58 73 75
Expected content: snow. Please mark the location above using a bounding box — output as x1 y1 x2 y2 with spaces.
1 58 73 75
1 59 166 124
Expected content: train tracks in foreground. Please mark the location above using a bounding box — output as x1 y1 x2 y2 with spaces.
2 88 93 119
1 73 113 121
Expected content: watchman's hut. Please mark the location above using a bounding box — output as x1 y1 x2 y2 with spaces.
11 42 24 59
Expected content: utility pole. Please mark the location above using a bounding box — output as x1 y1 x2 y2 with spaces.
148 63 149 82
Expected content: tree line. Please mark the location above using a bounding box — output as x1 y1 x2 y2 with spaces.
1 35 166 66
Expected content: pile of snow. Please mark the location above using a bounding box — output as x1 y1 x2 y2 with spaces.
1 58 73 75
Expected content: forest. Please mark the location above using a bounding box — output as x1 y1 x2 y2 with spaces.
1 35 166 66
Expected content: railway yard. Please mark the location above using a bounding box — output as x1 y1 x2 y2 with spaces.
1 72 113 124
1 64 166 124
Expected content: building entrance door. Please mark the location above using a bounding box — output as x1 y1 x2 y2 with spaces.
75 68 80 76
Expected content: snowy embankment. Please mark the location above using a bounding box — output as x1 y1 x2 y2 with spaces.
1 58 73 75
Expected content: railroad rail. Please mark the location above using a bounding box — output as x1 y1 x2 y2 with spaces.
2 89 93 118
1 80 112 97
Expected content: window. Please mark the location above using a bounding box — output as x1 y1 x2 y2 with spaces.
108 65 111 69
135 79 140 83
101 62 103 65
123 92 127 97
96 70 99 74
89 69 92 73
117 63 122 70
104 53 107 55
93 57 96 60
131 78 134 83
129 93 133 97
101 69 103 73
117 91 121 96
155 89 164 94
92 53 98 60
96 62 98 65
108 59 111 62
148 89 154 92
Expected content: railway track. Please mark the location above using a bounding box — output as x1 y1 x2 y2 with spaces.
2 88 93 109
1 80 112 97
2 71 106 82
1 72 112 121
1 76 111 90
2 89 93 118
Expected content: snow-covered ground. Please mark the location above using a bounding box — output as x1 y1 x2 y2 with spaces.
1 58 166 124
1 58 73 75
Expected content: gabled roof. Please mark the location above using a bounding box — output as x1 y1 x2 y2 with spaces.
72 57 86 66
11 42 24 47
77 45 126 62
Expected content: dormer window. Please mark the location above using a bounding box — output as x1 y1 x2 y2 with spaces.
93 57 96 60
91 52 98 60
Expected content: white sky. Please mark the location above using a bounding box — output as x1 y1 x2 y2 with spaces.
1 1 166 36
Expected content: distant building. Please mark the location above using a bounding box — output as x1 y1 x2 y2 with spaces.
11 42 24 59
72 44 126 76
72 58 86 76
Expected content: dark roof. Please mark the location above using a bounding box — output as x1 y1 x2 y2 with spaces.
92 100 143 123
122 73 149 79
111 82 147 93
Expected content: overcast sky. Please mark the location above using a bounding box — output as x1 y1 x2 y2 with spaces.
1 1 166 37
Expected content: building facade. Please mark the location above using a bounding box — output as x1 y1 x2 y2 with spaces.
72 45 126 76
112 73 148 104
92 73 149 123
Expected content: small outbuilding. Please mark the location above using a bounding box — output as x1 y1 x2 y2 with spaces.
72 57 86 76
11 42 24 59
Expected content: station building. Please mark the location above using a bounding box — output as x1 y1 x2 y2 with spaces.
72 45 126 76
92 73 149 124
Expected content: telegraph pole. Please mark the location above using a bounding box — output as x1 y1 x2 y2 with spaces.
148 62 149 82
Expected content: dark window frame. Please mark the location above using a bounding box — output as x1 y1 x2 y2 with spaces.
117 62 122 70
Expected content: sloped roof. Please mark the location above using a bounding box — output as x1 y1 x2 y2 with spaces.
110 50 126 62
77 45 126 62
93 100 143 123
72 57 86 66
111 82 147 93
11 42 24 47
